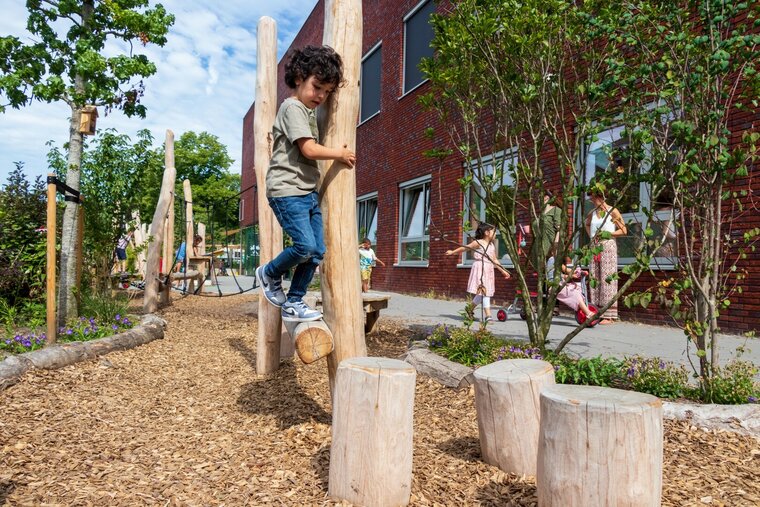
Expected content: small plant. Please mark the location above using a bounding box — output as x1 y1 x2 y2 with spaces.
548 355 624 387
427 324 501 366
491 343 545 362
459 301 476 330
621 356 689 399
1 332 47 354
700 361 760 405
58 315 134 344
80 291 130 323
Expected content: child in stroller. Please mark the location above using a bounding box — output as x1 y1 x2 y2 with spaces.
497 255 599 326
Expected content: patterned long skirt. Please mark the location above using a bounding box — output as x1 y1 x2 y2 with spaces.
590 239 618 320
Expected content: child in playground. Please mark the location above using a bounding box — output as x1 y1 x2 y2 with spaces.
256 45 356 323
446 223 511 323
546 254 596 321
173 241 186 273
359 238 385 292
191 234 203 256
114 229 133 274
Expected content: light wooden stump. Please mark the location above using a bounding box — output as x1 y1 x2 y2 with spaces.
473 359 555 476
282 320 334 364
329 357 416 507
537 385 663 507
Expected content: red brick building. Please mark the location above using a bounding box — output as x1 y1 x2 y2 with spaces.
241 0 760 334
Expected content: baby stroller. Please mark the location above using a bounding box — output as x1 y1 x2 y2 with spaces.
496 271 600 327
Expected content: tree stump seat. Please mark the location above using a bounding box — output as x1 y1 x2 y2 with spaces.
473 359 555 476
537 384 663 506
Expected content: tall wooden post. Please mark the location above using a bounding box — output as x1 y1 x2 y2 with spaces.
183 179 194 263
321 0 366 389
255 16 285 375
143 130 177 313
75 201 84 310
46 174 57 345
164 195 175 273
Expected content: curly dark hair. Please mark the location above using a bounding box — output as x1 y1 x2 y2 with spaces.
284 45 345 89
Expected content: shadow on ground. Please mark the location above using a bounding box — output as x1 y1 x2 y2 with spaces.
229 337 331 429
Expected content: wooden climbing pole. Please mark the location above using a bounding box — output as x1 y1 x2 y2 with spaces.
320 0 366 390
143 130 177 313
254 16 285 375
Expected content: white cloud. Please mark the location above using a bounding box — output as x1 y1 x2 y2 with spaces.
0 0 318 183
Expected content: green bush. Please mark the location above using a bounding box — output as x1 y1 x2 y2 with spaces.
700 361 760 405
620 356 689 399
427 324 501 366
550 355 624 387
80 291 130 323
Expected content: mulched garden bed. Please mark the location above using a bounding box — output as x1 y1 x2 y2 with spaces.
1 293 758 505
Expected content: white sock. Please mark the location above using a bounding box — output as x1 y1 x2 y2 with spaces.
482 296 491 312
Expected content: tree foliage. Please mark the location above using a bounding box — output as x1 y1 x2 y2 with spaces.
0 163 48 304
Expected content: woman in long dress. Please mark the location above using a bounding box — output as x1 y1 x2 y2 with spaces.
446 223 511 322
585 189 627 324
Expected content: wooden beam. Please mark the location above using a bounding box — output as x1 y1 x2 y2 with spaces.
321 0 366 391
143 130 177 313
254 16 285 375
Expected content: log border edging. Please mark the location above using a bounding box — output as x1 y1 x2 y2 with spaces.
400 336 760 437
0 314 166 392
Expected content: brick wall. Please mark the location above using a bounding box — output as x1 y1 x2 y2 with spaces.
240 0 760 334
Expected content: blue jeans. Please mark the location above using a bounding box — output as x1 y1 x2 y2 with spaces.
264 192 324 301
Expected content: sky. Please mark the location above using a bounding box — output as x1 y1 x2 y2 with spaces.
0 0 318 182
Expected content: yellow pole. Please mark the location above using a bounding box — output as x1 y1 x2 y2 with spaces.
46 174 57 345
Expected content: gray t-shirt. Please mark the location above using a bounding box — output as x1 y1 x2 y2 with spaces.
265 97 320 197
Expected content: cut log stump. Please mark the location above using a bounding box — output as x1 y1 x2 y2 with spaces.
473 359 555 476
537 384 663 507
283 320 334 364
329 357 416 507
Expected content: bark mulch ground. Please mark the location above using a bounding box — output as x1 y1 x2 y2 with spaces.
1 294 759 506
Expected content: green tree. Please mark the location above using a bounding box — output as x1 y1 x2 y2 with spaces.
0 0 174 325
49 129 162 290
0 163 48 305
422 0 657 349
613 0 760 394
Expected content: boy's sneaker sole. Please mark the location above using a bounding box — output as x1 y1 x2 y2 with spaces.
281 312 323 323
255 266 286 307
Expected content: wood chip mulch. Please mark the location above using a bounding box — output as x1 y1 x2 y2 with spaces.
1 294 758 506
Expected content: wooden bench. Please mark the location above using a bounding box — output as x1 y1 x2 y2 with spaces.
313 293 391 333
170 269 202 293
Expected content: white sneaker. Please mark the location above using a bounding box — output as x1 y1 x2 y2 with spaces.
281 299 323 322
256 266 286 307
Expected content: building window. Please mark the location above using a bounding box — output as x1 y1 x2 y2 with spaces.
580 126 676 267
463 150 517 267
403 0 435 94
360 43 381 123
398 177 430 264
357 192 378 242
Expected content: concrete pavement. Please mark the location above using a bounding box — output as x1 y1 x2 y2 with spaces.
209 274 758 369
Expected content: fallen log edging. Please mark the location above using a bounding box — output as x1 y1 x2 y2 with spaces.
401 338 760 437
0 314 166 392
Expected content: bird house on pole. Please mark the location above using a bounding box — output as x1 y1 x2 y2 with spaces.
79 106 98 135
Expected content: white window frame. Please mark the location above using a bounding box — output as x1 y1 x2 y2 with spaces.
401 0 434 97
359 42 382 125
357 191 379 243
461 149 517 268
397 175 431 266
580 125 677 269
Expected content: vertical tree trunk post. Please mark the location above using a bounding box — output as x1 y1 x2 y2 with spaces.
46 174 57 345
183 179 194 264
329 357 416 506
163 197 175 275
473 359 555 476
143 130 177 313
254 16 284 375
75 200 84 309
537 385 663 506
197 222 206 254
321 0 366 391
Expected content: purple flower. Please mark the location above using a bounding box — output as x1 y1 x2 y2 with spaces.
66 329 73 335
14 335 21 342
112 324 119 330
89 318 96 325
123 319 131 326
627 367 636 378
749 396 758 403
84 328 90 335
115 314 121 321
4 340 10 345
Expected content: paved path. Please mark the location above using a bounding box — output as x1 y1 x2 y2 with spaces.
210 274 758 369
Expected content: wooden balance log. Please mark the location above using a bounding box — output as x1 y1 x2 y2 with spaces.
537 384 663 506
329 357 416 507
282 319 334 364
473 358 555 476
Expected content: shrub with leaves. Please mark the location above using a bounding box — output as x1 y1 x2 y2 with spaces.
550 355 624 387
427 324 501 366
701 361 760 405
621 356 689 399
